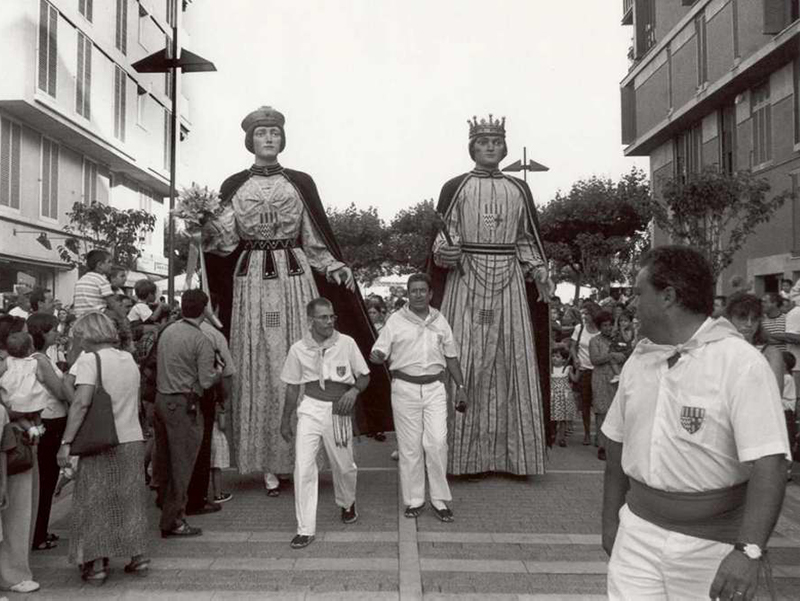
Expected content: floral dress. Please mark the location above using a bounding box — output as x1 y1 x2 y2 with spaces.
550 366 575 421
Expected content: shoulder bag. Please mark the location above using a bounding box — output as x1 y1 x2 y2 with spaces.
70 351 120 457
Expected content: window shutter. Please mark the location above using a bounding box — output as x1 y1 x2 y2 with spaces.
38 0 47 92
763 0 788 33
76 34 84 115
84 36 92 118
119 71 126 142
87 0 93 21
1 118 9 207
11 123 19 209
115 0 122 50
50 143 59 219
41 138 51 217
47 4 57 96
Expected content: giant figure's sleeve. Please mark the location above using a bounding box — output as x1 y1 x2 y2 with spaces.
300 209 345 274
516 206 544 275
203 204 239 256
432 197 462 268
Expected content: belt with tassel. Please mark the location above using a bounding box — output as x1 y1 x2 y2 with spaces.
236 238 304 280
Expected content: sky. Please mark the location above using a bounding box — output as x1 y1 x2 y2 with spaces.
180 1 648 220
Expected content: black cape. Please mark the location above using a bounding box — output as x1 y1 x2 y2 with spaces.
428 172 553 446
204 168 393 435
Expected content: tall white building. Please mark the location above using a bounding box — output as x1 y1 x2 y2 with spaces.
0 0 193 303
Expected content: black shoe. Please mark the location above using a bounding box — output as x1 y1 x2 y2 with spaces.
598 447 607 461
186 501 222 516
404 503 425 518
341 502 358 524
290 534 315 549
161 521 203 538
432 505 454 523
373 432 386 442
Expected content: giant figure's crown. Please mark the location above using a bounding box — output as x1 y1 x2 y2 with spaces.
468 114 506 139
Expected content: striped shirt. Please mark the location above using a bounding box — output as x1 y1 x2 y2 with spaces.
762 313 787 351
72 271 112 317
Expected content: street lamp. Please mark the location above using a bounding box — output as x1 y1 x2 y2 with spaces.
132 7 215 304
502 146 549 182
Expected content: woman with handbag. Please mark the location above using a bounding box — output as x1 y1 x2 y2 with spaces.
0 315 40 594
57 312 149 585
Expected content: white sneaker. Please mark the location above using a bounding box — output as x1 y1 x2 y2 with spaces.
10 580 39 593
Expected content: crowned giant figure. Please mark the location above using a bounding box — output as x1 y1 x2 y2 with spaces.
203 107 392 494
429 115 552 477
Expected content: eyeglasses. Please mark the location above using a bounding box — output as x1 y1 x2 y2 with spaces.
313 315 337 322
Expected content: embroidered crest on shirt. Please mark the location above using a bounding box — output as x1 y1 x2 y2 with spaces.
680 406 705 434
336 365 347 377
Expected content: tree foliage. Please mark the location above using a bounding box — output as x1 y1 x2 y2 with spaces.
326 203 387 286
58 201 157 270
652 168 794 281
539 168 651 296
384 199 438 274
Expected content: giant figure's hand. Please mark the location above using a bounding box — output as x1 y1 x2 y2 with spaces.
437 245 462 269
332 266 355 292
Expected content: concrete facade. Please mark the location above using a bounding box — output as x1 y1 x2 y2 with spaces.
0 0 191 304
621 0 800 295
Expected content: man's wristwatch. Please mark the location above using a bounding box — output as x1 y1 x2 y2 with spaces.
734 542 764 560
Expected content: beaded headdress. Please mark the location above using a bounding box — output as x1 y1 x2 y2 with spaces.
468 114 506 140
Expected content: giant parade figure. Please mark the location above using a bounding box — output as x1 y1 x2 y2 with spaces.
203 106 392 495
429 115 552 477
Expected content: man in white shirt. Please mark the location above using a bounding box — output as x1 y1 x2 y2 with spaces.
602 246 790 601
8 286 32 319
280 297 370 549
371 273 468 522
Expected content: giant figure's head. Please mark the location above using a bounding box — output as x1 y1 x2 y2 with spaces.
468 114 507 169
242 106 286 162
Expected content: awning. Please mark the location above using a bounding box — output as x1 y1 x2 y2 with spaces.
0 253 73 271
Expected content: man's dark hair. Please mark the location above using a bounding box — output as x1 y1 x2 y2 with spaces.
781 278 794 286
181 289 208 319
306 297 333 317
134 279 157 300
6 331 32 358
86 249 111 271
783 351 796 373
763 292 783 307
109 264 127 278
640 246 714 316
29 287 47 312
594 310 613 328
27 312 59 351
0 315 26 351
724 292 762 321
407 273 432 291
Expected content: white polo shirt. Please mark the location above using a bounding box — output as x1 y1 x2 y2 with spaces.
602 317 790 493
372 307 458 377
281 332 369 386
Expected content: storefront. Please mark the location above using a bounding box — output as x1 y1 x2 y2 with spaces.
0 253 76 310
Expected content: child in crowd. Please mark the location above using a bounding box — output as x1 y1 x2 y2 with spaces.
0 332 53 440
210 409 232 504
782 353 799 479
551 349 578 447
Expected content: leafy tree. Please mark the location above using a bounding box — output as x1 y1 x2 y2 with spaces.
651 168 794 281
384 199 439 274
58 201 157 270
326 203 387 286
539 169 651 298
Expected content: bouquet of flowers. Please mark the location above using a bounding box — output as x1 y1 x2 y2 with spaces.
172 184 222 233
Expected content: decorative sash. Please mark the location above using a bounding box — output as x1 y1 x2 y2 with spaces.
235 237 303 280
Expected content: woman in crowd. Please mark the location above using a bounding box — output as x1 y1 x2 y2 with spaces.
589 310 626 461
724 293 783 388
27 313 72 552
0 315 39 593
57 312 148 585
366 298 387 333
569 301 600 446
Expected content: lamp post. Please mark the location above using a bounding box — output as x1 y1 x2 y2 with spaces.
132 6 215 304
502 147 549 182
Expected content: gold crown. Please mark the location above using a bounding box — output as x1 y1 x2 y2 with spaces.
468 114 506 139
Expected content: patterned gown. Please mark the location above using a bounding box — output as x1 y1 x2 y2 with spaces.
435 170 546 475
206 172 344 474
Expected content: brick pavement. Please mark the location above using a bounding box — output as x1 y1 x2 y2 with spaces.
9 427 800 600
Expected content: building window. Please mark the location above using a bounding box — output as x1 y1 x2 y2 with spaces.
732 0 739 59
166 0 177 27
635 0 656 58
76 32 92 119
793 173 800 255
752 82 772 167
719 104 737 174
82 158 97 204
40 137 59 220
674 124 702 183
0 117 21 210
163 109 172 170
139 188 153 244
795 59 800 145
115 0 128 55
114 66 127 142
37 0 57 97
695 13 707 86
136 85 147 126
78 0 93 22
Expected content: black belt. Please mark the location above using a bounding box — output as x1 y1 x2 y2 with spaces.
236 238 304 280
461 242 516 256
391 371 445 385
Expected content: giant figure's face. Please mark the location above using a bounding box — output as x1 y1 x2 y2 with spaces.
472 135 505 169
252 126 283 162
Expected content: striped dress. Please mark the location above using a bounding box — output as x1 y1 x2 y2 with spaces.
436 171 546 476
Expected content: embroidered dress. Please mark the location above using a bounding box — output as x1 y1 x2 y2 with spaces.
550 366 575 421
435 170 546 475
205 167 344 475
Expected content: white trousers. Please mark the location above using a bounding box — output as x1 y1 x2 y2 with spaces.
608 504 732 600
294 396 357 536
391 379 451 508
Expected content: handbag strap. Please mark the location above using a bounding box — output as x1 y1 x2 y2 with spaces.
91 351 106 394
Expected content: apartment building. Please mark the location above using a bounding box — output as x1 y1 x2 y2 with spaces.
0 0 192 304
621 0 800 294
